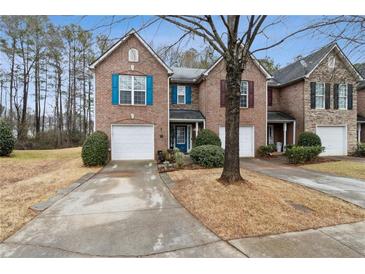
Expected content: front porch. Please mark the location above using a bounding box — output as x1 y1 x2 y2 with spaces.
267 111 296 152
169 109 205 153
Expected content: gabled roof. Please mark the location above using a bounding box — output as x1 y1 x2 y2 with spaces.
268 111 295 122
356 64 365 90
169 109 205 120
170 67 206 83
271 43 363 87
203 54 272 79
89 29 173 74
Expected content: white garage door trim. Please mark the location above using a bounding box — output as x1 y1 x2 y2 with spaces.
111 124 154 160
219 125 255 157
316 125 347 156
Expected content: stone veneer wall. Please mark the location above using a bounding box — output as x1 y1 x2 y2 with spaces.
304 50 358 153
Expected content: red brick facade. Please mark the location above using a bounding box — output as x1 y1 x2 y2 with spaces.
93 34 170 157
199 57 268 154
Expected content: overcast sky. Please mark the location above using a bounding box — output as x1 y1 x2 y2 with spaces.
49 15 365 66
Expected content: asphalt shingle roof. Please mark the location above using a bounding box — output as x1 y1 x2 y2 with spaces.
272 43 335 86
358 115 365 123
171 67 206 83
268 111 296 122
169 109 205 120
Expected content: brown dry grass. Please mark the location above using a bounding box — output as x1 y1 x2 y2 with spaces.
0 147 100 241
169 168 365 240
303 161 365 180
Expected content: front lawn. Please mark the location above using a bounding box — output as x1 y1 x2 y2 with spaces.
0 147 100 241
169 168 365 240
303 160 365 180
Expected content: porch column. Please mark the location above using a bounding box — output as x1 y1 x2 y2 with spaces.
195 122 199 138
293 120 296 144
283 122 287 151
358 123 362 143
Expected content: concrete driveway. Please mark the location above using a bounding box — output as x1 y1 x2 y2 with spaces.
241 158 365 208
0 161 244 258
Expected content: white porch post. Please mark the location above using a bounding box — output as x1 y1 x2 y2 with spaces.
358 123 362 143
203 119 206 129
283 122 287 151
293 120 296 144
195 122 199 138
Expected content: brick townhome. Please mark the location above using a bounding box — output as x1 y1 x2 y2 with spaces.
90 30 363 160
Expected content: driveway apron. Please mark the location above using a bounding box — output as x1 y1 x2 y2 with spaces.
0 161 243 258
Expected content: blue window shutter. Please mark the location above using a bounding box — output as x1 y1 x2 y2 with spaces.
146 75 153 105
112 74 119 105
185 86 192 104
171 85 177 104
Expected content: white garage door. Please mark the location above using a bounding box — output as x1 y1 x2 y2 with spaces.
316 126 347 156
111 125 154 160
219 126 254 157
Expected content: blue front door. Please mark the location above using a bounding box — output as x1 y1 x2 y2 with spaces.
175 126 187 153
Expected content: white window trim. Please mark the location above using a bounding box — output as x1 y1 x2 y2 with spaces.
177 85 186 105
240 80 249 108
315 82 325 110
176 126 186 144
119 75 146 106
128 48 139 62
338 83 348 110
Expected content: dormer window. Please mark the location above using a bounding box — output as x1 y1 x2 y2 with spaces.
128 48 139 62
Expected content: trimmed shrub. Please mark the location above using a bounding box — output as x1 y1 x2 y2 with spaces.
82 131 109 166
284 145 324 164
298 132 322 147
190 145 224 168
257 144 276 157
354 144 365 157
175 150 185 168
194 129 221 147
0 120 15 156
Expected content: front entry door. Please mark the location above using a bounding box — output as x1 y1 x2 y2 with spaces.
175 126 187 153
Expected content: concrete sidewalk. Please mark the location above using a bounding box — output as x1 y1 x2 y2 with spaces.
230 221 365 257
241 158 365 208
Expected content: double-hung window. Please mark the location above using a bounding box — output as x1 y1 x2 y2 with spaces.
119 75 146 105
315 82 325 109
338 84 348 110
240 80 248 108
177 85 186 104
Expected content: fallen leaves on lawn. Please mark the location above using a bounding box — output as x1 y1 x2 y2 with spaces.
169 168 365 240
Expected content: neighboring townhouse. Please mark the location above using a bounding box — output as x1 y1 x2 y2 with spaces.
90 29 363 160
90 29 271 160
357 80 365 143
268 43 363 156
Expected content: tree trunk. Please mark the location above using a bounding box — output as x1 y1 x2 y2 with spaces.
219 15 244 184
9 38 16 123
219 61 244 184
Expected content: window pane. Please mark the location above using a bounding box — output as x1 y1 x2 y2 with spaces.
240 95 247 107
316 96 324 108
176 127 185 144
339 97 346 109
120 75 132 90
134 76 146 90
134 90 145 105
241 81 248 95
339 85 347 97
120 90 132 104
177 86 185 95
316 83 324 95
178 95 185 104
